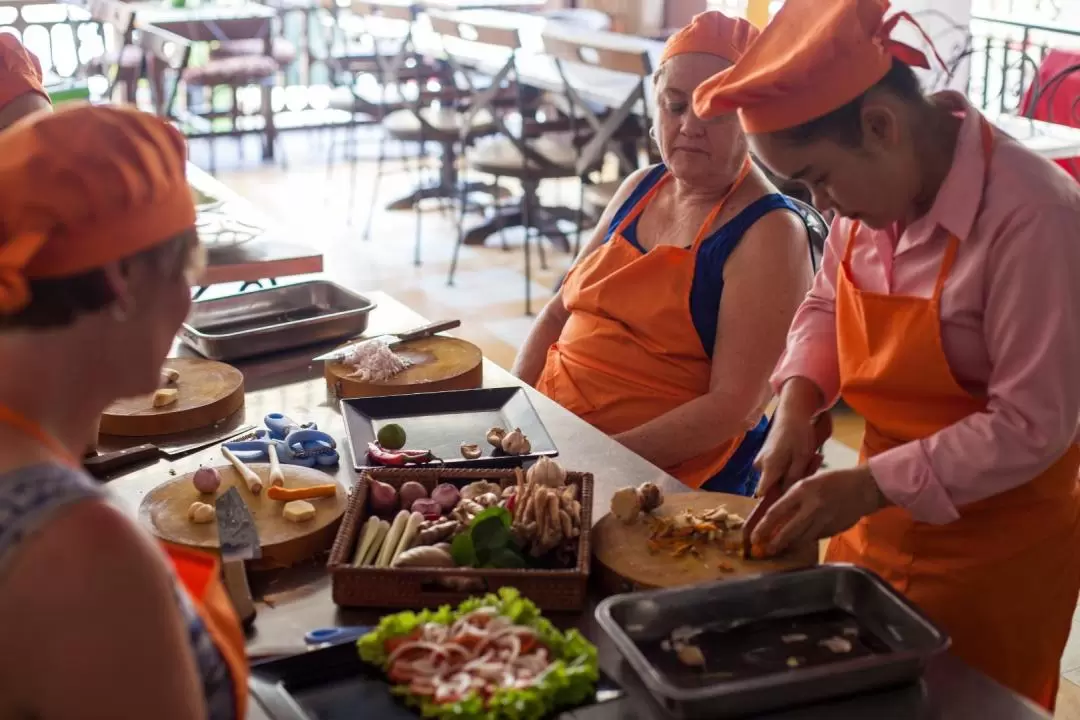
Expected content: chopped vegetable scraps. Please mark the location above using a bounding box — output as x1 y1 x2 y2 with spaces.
646 506 747 559
358 588 598 720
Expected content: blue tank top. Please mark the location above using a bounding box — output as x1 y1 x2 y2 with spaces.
603 164 805 494
0 463 236 719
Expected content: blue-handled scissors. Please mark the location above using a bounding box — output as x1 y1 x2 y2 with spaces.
222 418 339 467
304 626 371 647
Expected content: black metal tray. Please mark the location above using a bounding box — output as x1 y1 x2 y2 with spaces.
249 639 623 720
595 565 950 719
341 387 558 471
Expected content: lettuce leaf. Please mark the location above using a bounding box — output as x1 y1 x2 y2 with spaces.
357 588 599 719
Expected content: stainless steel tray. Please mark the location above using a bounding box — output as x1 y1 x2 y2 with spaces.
595 564 949 719
179 281 376 361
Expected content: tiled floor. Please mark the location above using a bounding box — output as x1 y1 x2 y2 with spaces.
197 131 1080 716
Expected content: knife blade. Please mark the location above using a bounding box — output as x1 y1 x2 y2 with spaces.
83 424 257 478
311 319 461 362
216 487 260 626
216 486 262 562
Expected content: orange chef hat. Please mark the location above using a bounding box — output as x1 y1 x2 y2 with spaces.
0 33 48 111
0 103 194 314
660 10 760 66
692 0 944 133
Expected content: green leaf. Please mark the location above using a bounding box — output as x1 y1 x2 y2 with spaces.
450 532 477 567
471 514 510 551
473 505 512 528
483 547 526 569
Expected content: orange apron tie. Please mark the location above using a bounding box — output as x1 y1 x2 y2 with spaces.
0 403 249 718
537 157 753 488
824 116 1080 710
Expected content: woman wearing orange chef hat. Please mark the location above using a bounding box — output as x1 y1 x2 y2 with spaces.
0 34 51 129
513 11 814 495
0 104 247 718
694 0 1080 708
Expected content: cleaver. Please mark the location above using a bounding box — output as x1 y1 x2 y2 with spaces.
311 319 461 362
216 487 260 627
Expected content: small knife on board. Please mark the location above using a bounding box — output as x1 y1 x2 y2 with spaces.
216 487 260 627
83 424 257 479
311 319 461 362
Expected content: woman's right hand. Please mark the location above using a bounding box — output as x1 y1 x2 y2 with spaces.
755 410 833 497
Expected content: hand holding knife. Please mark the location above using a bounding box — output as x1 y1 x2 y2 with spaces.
742 412 832 558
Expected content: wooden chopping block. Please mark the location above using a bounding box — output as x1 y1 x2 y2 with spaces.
325 335 483 399
139 464 347 570
101 358 244 437
592 491 817 594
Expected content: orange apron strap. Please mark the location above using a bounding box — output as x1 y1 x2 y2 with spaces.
689 155 753 252
612 170 671 237
164 543 249 720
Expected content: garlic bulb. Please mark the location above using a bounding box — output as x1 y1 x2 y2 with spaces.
500 427 531 455
527 456 566 487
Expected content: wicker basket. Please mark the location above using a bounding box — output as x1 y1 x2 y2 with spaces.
328 467 593 611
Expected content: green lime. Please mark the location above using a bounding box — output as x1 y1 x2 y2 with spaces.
377 423 407 450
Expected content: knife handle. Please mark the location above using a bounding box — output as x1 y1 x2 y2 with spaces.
395 319 460 343
83 444 160 478
221 560 257 628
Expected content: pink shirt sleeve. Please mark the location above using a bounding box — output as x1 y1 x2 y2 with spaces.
870 204 1080 524
769 216 844 406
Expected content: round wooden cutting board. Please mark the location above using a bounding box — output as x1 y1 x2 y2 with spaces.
326 335 483 398
140 464 348 570
101 358 244 437
592 492 817 593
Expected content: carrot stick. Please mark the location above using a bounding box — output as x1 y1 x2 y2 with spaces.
266 484 338 501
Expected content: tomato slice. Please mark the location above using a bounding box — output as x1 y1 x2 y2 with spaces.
388 663 417 684
384 629 423 654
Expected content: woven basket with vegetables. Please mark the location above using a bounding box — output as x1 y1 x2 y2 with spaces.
327 464 593 610
357 588 599 719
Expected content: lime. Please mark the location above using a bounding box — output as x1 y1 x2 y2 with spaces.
377 423 407 450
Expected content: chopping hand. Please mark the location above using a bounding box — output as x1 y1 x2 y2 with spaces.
743 412 833 558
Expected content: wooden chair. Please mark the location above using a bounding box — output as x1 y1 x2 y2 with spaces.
326 0 448 233
83 0 141 104
541 30 652 255
139 18 281 175
436 13 591 314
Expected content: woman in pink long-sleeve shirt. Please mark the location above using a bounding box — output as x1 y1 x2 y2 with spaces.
693 0 1080 710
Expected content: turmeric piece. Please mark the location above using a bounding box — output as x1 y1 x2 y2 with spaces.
266 484 337 501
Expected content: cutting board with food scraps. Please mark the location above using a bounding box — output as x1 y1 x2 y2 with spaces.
140 463 347 570
101 358 244 437
326 335 483 399
592 486 817 591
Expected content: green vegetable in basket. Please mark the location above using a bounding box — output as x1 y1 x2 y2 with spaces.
357 588 599 720
450 506 526 569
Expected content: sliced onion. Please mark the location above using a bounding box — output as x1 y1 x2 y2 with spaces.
387 640 446 667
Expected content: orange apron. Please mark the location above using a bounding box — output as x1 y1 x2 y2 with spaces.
537 158 757 489
824 117 1080 710
0 404 249 718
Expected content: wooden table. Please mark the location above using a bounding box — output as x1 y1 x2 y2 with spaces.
95 291 1047 719
188 163 324 292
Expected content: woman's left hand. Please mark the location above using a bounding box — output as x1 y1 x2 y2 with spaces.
750 466 887 555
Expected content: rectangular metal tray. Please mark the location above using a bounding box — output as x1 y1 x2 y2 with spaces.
179 281 375 361
595 564 949 719
341 387 558 471
249 636 624 719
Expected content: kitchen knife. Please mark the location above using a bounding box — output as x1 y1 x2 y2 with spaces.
216 487 260 626
311 319 462 362
83 424 257 478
